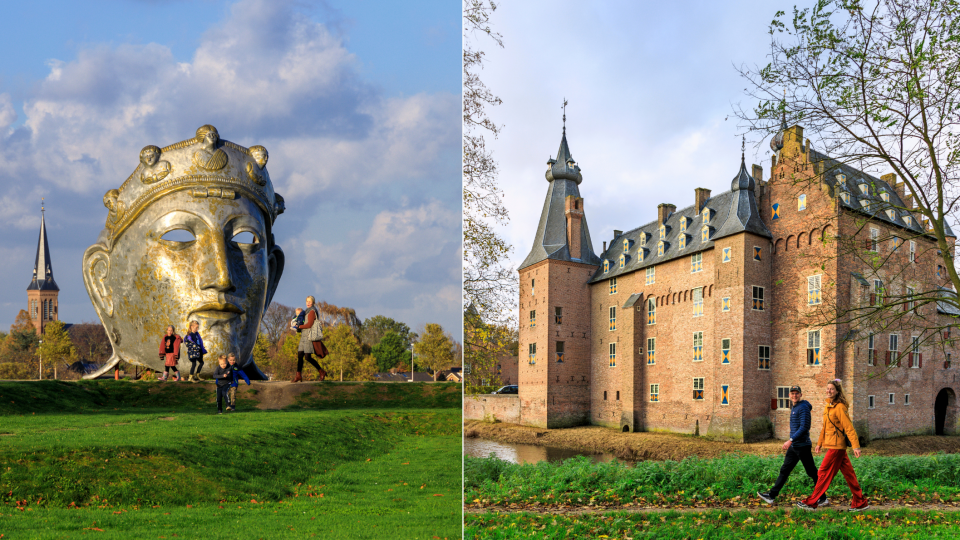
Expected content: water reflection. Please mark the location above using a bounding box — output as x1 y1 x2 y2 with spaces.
464 437 621 465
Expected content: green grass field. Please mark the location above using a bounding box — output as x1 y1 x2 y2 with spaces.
0 380 462 539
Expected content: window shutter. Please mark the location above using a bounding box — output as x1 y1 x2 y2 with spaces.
771 398 777 410
919 354 923 368
903 302 908 312
807 349 813 364
908 352 913 365
870 293 876 305
885 351 891 366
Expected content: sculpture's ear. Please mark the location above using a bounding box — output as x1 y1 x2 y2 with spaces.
264 242 284 308
82 244 114 318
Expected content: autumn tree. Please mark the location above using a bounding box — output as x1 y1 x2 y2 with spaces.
736 0 960 362
463 0 517 330
261 302 296 348
38 320 76 379
414 323 457 381
354 355 379 382
0 310 38 379
360 315 413 348
463 307 517 392
322 324 363 382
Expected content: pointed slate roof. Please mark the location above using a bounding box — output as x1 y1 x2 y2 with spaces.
520 132 601 270
26 208 58 292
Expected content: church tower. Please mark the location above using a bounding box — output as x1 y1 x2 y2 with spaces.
26 201 59 334
517 123 600 428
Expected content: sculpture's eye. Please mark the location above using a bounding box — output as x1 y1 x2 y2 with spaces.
160 229 196 244
232 231 259 247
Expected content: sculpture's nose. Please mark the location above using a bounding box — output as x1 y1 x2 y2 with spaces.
199 232 235 293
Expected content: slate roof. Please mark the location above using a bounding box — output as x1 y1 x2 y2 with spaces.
937 287 960 316
519 133 601 270
26 209 58 292
810 148 955 238
589 159 771 284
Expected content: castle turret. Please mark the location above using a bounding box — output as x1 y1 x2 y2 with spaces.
26 201 59 334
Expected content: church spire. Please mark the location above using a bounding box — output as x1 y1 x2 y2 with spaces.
27 200 58 292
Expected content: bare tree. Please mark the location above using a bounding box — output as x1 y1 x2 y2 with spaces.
735 0 960 367
261 302 296 348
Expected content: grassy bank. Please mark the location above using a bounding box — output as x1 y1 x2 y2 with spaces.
466 453 960 508
465 509 960 539
0 381 461 539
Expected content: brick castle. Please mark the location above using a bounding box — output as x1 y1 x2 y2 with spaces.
465 121 960 443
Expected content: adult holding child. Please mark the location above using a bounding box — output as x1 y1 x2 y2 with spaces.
184 320 207 382
796 379 869 511
293 296 326 382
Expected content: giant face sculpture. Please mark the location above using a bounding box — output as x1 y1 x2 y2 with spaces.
83 125 285 378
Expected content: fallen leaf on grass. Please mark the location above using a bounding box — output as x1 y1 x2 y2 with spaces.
433 494 444 497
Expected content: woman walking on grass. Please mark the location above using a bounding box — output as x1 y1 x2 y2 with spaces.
292 295 325 382
184 320 207 382
158 325 182 382
796 379 869 511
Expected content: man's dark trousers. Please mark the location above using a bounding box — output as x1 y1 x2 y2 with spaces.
769 444 818 497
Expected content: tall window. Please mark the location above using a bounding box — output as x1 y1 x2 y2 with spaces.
531 278 535 296
909 240 916 262
888 334 899 366
753 246 762 261
722 247 731 263
650 384 659 402
647 298 656 325
528 343 536 364
647 337 656 365
693 331 704 362
777 387 791 409
867 334 875 366
907 286 915 312
870 228 879 251
868 395 875 409
722 297 731 312
807 275 822 305
555 307 562 324
807 330 821 365
721 338 731 364
556 341 564 363
609 277 617 294
609 342 617 367
693 288 704 317
609 306 616 331
873 280 884 306
529 310 536 328
798 194 806 211
752 286 764 311
692 378 704 400
645 266 655 285
911 336 920 368
691 252 703 273
759 345 770 370
892 236 902 249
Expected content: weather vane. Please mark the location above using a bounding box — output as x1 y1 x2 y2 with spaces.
742 135 746 162
562 98 568 134
41 197 44 213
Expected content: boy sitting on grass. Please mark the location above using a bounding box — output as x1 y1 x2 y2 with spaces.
213 355 232 415
227 352 250 412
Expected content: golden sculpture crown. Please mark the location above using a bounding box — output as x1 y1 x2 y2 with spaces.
100 125 284 245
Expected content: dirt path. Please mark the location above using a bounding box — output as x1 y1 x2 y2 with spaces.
464 420 960 461
247 381 318 410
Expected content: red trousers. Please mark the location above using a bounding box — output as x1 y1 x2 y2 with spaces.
804 449 867 508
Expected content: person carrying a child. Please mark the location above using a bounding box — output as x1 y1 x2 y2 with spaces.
226 352 250 411
184 320 208 382
158 325 182 381
213 355 232 414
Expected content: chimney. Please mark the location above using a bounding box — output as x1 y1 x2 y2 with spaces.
603 241 607 252
564 195 584 259
658 203 676 225
694 188 711 213
613 230 622 240
752 164 763 182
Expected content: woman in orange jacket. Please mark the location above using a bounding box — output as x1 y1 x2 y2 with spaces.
796 379 869 511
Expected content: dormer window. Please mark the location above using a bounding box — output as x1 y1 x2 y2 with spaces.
881 191 890 203
860 200 871 210
679 234 687 250
604 260 610 273
657 241 665 256
701 225 710 242
623 238 630 252
836 172 847 186
859 183 869 195
905 215 913 227
702 208 711 224
639 232 647 246
841 192 851 204
679 217 687 232
619 254 626 269
659 225 666 240
886 209 897 220
638 249 645 262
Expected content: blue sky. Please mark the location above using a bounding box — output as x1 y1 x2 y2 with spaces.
0 0 460 337
474 0 816 319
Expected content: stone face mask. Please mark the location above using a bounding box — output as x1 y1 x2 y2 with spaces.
83 125 286 378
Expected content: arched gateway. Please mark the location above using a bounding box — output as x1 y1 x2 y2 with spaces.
935 388 957 435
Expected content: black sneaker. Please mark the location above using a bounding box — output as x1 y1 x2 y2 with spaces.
818 495 831 507
849 503 870 512
758 491 775 505
796 501 816 511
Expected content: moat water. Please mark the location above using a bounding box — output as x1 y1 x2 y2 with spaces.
463 437 622 465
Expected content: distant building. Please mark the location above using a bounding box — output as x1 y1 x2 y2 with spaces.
465 122 960 442
26 203 59 334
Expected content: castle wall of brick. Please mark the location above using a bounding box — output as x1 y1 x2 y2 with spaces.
464 394 521 424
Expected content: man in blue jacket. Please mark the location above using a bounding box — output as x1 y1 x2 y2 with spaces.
758 385 829 506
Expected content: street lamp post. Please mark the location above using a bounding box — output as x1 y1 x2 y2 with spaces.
409 343 414 383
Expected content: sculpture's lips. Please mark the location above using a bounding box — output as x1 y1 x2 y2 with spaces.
191 302 244 320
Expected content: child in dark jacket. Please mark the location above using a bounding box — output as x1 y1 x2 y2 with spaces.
213 355 231 414
226 353 250 412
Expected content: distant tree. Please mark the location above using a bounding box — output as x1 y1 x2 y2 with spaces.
322 324 363 382
68 323 110 365
261 302 296 348
252 332 271 369
315 301 362 335
38 320 76 379
354 355 378 382
0 310 38 379
360 315 413 347
370 331 413 372
270 333 300 381
463 307 517 392
414 323 457 381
